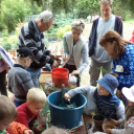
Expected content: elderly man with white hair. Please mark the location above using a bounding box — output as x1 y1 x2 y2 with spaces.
62 19 89 86
18 10 59 87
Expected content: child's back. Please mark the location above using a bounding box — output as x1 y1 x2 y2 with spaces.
7 47 35 107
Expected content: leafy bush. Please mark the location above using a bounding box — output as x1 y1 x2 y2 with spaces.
57 25 71 41
2 42 12 51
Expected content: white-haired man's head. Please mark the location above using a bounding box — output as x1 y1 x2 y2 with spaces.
36 10 55 23
35 10 55 32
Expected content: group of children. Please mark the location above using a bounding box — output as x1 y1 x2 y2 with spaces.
0 46 68 134
0 87 69 134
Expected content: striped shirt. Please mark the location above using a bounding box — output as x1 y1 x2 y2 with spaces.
94 89 120 120
18 21 53 69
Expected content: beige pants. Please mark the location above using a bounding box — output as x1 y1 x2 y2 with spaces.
89 58 113 86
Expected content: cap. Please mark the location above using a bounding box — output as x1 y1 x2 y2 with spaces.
17 47 39 64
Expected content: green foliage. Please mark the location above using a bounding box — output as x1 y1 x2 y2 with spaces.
0 0 42 33
57 25 71 41
96 67 109 74
41 84 57 95
118 0 134 13
51 0 72 15
33 101 50 131
2 41 12 51
0 35 18 51
76 0 100 18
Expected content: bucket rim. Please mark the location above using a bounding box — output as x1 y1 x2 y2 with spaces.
47 90 87 110
51 68 69 73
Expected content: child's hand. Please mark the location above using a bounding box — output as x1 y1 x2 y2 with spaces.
23 130 33 134
71 70 79 76
64 93 71 100
107 118 119 126
104 129 112 134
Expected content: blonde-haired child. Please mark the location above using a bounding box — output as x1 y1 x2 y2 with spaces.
0 95 17 133
105 85 134 134
15 88 47 129
41 126 68 134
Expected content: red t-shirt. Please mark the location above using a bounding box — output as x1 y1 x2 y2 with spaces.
15 103 36 128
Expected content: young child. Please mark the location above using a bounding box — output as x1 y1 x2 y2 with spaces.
105 85 134 134
0 95 17 134
15 88 47 129
8 47 36 107
64 74 125 121
41 126 68 134
0 95 33 134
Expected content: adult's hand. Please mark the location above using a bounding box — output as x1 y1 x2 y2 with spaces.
62 55 67 62
71 70 80 76
107 118 119 126
104 129 112 134
51 60 59 68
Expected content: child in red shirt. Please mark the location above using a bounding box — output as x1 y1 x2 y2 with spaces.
15 88 47 129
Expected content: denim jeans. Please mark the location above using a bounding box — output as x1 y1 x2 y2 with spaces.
0 70 7 96
27 67 41 88
14 99 25 107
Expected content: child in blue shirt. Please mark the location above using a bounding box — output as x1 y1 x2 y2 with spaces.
64 74 125 121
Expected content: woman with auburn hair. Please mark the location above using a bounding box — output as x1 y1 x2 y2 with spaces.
100 30 134 104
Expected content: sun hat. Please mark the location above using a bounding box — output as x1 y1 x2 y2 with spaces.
122 86 134 103
97 74 119 95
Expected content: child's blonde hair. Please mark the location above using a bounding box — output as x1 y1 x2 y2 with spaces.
99 0 113 6
41 126 68 134
27 88 47 104
0 95 17 121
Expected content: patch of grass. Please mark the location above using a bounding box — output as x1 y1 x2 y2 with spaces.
123 19 134 23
